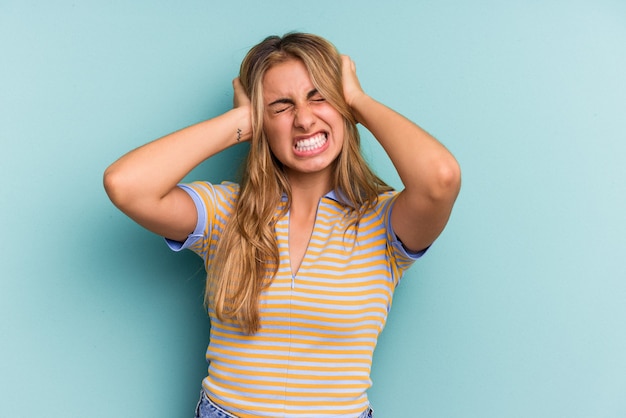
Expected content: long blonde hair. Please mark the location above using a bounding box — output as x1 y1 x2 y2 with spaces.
208 33 392 334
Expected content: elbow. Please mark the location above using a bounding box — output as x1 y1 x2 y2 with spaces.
103 165 132 209
429 156 462 203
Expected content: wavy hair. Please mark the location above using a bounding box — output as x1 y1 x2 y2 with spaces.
208 33 392 334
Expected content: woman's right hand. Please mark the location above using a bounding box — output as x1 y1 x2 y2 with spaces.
232 77 253 142
233 77 250 108
104 78 255 241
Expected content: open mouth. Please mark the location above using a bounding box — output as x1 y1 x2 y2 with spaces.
294 132 327 152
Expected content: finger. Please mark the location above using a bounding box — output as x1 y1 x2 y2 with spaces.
232 77 249 108
341 55 356 72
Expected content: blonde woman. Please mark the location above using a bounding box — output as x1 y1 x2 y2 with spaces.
104 33 461 418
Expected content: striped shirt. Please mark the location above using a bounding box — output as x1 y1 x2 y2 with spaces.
168 181 423 418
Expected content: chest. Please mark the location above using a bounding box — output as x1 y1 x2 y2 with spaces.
261 201 396 333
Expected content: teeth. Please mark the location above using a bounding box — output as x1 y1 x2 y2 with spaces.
295 133 326 152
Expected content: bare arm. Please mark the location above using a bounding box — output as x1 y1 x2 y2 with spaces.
342 56 461 252
103 79 252 242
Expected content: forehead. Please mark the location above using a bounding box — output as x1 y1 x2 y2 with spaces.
262 59 314 101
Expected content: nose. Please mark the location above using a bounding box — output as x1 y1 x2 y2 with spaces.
294 104 316 130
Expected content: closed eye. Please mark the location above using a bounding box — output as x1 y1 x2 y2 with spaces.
308 89 325 103
269 98 294 114
273 104 292 114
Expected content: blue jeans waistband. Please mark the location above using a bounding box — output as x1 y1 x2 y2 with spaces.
194 390 374 418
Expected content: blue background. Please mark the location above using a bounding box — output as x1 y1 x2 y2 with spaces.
1 1 625 417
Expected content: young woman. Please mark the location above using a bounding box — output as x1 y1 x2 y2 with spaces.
104 33 461 418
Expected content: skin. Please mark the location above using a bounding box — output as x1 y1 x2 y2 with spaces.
103 54 461 267
261 59 347 274
340 55 461 253
262 59 345 187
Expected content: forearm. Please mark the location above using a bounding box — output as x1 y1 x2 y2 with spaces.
104 106 250 208
351 94 459 200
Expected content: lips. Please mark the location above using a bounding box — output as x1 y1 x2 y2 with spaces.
294 132 327 152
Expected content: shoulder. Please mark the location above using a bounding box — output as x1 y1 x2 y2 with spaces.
176 181 240 221
372 190 400 214
181 181 240 200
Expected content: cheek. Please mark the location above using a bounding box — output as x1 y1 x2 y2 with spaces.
263 114 284 136
332 117 346 145
321 108 346 134
263 116 293 144
263 126 287 158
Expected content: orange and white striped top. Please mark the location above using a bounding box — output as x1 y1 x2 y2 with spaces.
168 181 423 418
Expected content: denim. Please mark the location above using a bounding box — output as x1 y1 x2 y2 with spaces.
194 391 374 418
359 405 375 418
194 391 239 418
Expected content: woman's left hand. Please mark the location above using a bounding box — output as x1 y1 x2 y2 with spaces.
341 55 368 110
339 55 461 253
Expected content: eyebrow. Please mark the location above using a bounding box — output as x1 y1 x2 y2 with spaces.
268 89 320 107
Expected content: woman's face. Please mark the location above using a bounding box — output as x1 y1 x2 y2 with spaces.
262 58 345 183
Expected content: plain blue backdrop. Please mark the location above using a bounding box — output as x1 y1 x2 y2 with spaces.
1 1 625 417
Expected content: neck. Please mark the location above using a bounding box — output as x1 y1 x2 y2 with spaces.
287 170 333 212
